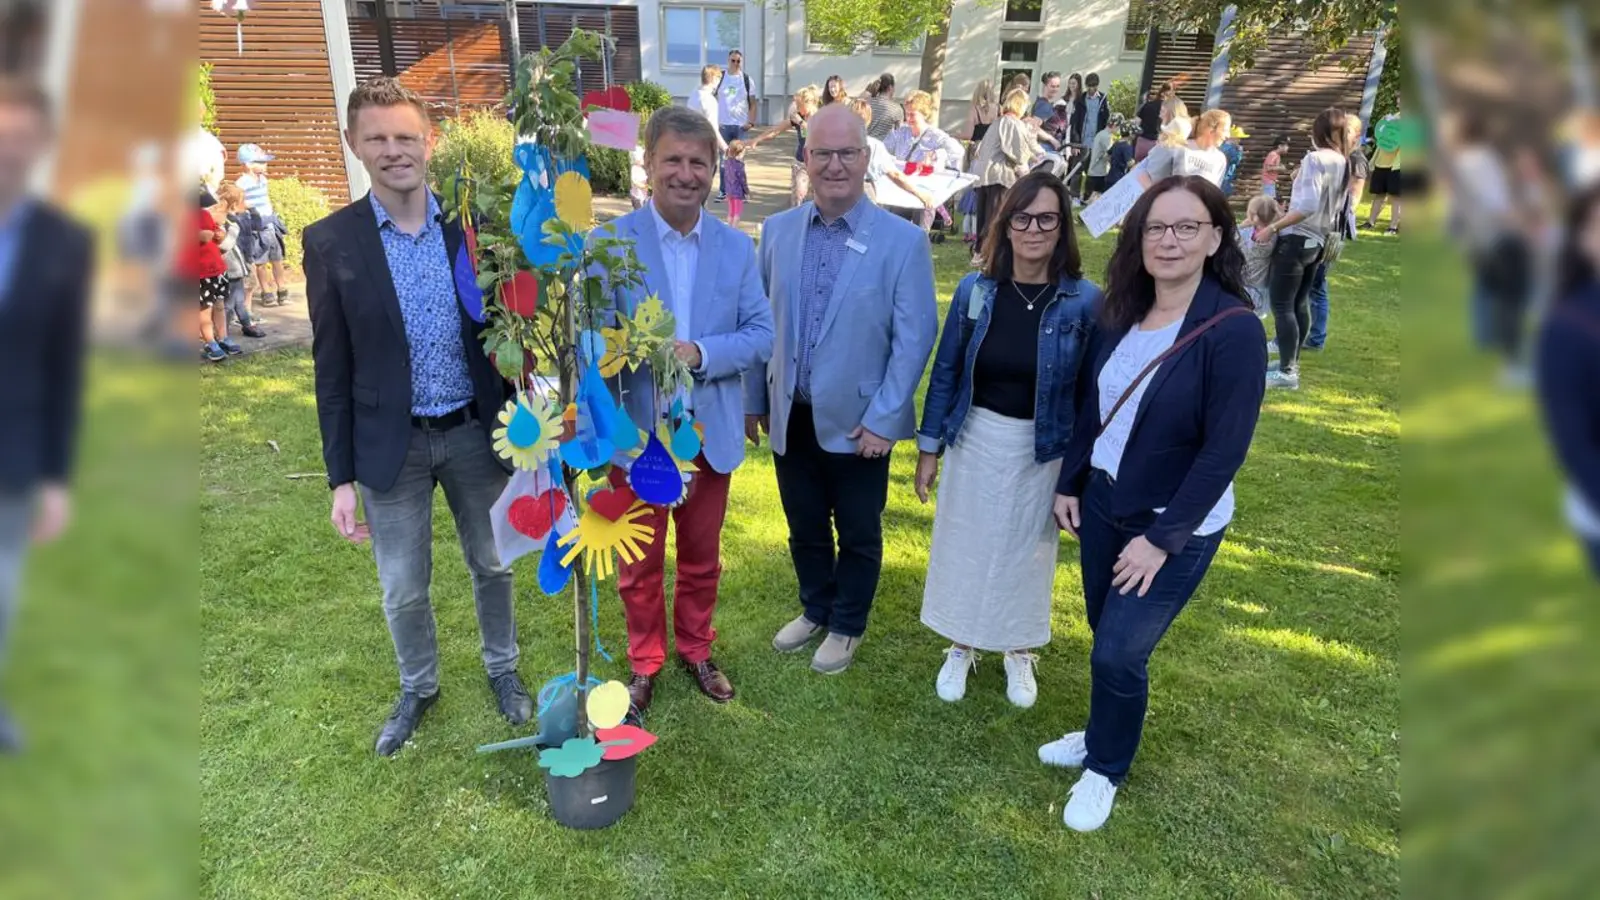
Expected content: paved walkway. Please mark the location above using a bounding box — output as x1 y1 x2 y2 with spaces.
228 142 800 358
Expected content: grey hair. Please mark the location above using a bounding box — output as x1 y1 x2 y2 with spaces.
807 103 868 148
644 105 719 161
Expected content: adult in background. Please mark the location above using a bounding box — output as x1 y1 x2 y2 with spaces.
822 75 848 107
1139 108 1231 189
1255 107 1352 391
1041 175 1266 832
1134 86 1163 162
1305 115 1369 352
1032 71 1062 122
915 171 1100 708
686 63 727 155
0 78 93 754
848 98 934 210
970 89 1046 264
714 49 757 200
866 73 904 141
968 79 997 146
747 104 938 675
749 84 821 209
303 78 530 757
1536 184 1600 578
881 90 962 229
1072 73 1111 199
599 107 775 715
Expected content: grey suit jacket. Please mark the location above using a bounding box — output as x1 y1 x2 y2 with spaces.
743 198 938 456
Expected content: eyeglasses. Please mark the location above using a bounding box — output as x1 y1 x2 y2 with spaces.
1009 211 1062 233
1142 220 1214 242
728 55 742 63
808 147 865 166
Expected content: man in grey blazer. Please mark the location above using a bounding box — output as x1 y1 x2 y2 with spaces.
744 104 938 674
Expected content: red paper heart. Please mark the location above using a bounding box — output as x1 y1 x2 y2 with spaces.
500 271 540 318
588 484 637 521
595 723 657 760
581 86 632 113
508 492 566 540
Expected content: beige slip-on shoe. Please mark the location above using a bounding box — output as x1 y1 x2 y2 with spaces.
811 633 862 675
773 614 826 653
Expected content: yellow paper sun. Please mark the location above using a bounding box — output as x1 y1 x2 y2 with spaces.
553 171 595 230
557 501 655 582
598 320 634 377
492 394 561 471
633 294 668 334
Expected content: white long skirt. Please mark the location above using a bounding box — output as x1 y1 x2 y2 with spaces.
920 406 1063 652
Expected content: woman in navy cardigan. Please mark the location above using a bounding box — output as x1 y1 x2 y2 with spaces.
1536 183 1600 577
1039 176 1267 832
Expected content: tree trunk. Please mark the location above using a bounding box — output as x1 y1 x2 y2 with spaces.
559 276 590 736
918 2 952 115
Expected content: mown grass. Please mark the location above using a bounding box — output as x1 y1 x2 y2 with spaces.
195 228 1401 898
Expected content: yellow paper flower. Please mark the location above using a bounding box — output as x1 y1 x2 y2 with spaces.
553 171 595 230
599 319 634 377
557 501 655 582
492 394 561 470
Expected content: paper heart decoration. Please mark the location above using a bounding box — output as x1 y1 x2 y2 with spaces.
581 86 632 113
500 271 540 318
588 484 638 521
508 492 567 540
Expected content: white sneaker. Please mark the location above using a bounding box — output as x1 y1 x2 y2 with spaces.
1063 770 1118 832
1003 651 1039 708
1265 370 1300 391
1266 339 1280 356
1038 731 1087 768
935 646 977 702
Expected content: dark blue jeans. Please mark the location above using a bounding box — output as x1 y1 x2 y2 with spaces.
1306 263 1330 349
1077 469 1224 785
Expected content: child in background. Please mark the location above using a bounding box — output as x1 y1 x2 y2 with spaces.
1261 135 1290 200
628 145 649 211
234 143 290 307
1105 121 1136 189
1085 113 1119 202
186 187 240 361
722 140 749 227
1237 194 1279 319
213 184 266 339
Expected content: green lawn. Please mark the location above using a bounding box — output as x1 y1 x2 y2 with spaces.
193 230 1400 898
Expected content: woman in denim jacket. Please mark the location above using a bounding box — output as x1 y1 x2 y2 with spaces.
914 170 1100 708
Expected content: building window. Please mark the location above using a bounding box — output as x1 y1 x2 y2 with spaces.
346 0 418 19
1000 40 1038 63
1003 0 1042 25
663 6 743 69
1124 0 1154 52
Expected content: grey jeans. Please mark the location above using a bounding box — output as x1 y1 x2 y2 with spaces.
0 493 32 676
359 419 516 697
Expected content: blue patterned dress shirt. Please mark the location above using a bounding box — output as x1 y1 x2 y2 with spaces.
796 196 869 399
370 193 474 417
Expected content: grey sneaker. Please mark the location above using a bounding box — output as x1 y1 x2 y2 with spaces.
811 633 862 675
773 614 825 653
1265 370 1300 391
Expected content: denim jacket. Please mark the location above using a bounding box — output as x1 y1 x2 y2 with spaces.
917 271 1100 462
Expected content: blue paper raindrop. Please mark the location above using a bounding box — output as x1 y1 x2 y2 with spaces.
453 241 485 323
629 432 685 507
537 528 572 594
505 402 541 448
671 416 701 462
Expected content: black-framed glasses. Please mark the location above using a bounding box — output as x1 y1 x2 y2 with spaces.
1142 220 1214 242
808 146 865 166
1009 211 1062 232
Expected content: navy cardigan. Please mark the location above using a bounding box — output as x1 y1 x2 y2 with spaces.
1056 275 1268 555
1536 284 1600 524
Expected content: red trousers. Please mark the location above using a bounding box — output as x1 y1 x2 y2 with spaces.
610 456 732 676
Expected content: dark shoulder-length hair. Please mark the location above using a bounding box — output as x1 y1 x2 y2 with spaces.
1556 182 1600 302
1101 175 1247 331
980 170 1084 284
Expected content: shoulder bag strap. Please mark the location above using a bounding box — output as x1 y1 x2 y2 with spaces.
1095 305 1254 440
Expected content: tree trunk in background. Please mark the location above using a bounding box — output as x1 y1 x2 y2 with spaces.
918 3 952 115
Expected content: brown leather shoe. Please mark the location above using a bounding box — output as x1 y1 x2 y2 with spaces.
626 673 657 716
681 658 735 703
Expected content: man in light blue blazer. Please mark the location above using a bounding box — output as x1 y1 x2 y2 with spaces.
744 104 938 675
600 107 774 715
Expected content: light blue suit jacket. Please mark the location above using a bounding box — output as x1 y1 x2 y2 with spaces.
602 206 774 474
743 198 938 456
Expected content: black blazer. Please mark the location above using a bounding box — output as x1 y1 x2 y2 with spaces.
1057 276 1267 555
0 202 92 492
1071 93 1111 148
303 193 510 493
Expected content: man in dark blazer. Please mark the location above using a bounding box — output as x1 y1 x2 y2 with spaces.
305 77 529 757
0 78 91 754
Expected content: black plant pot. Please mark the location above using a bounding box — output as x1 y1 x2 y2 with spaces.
544 754 637 829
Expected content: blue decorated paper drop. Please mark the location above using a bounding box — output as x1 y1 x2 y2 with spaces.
671 416 702 462
628 432 685 507
559 400 613 470
453 241 485 323
537 528 572 594
578 329 606 365
505 402 541 448
607 403 640 453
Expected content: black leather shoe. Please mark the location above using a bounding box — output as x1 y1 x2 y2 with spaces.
489 672 534 725
0 703 21 754
375 690 438 757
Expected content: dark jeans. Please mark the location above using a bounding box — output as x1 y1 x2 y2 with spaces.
1267 233 1324 375
1587 539 1600 581
1077 469 1224 785
358 417 517 697
1475 235 1533 362
717 124 745 193
772 403 891 638
1306 263 1330 349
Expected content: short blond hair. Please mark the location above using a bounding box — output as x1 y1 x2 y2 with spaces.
849 97 873 125
1001 89 1029 117
1195 109 1231 141
794 84 822 113
902 90 935 119
700 64 722 85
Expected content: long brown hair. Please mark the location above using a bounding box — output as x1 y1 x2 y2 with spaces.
980 170 1083 284
1312 107 1354 156
1101 176 1246 331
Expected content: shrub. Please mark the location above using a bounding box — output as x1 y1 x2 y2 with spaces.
430 109 518 207
625 80 674 123
198 63 216 131
1106 77 1138 121
266 176 332 270
588 81 675 195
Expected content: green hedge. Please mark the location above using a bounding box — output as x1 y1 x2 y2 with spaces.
588 81 674 195
266 177 332 269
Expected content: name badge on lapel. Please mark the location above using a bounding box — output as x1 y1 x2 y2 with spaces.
845 238 868 255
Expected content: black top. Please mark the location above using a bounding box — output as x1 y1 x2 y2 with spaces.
972 281 1050 419
972 121 991 143
1137 99 1162 140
